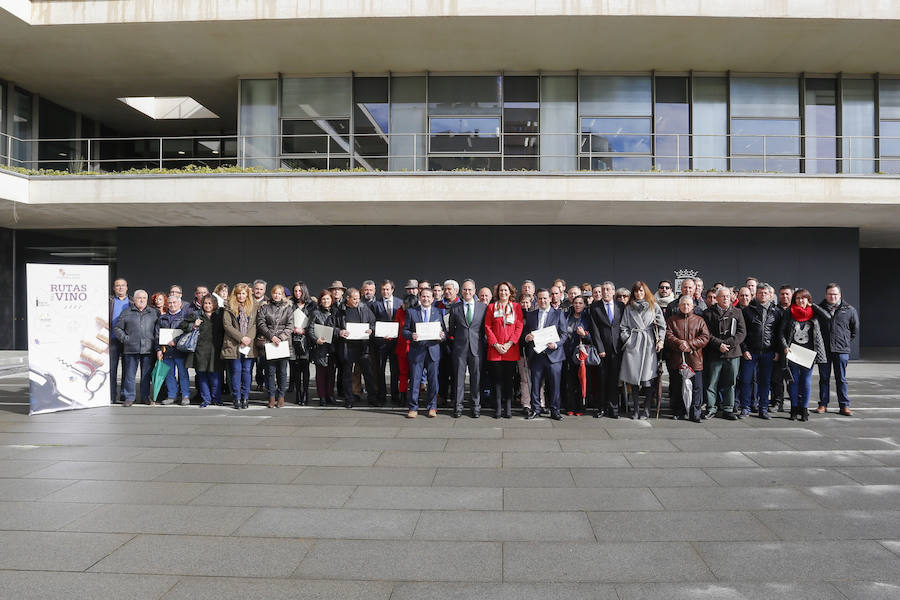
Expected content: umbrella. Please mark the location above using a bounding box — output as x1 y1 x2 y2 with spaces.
150 360 170 403
575 344 589 400
678 352 696 415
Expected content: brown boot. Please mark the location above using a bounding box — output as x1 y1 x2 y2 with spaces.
267 398 276 408
277 397 285 408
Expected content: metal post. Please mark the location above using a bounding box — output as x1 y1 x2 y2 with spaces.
87 138 91 171
762 136 767 172
413 133 417 171
159 138 163 169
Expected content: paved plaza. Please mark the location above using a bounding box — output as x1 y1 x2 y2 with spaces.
0 354 898 599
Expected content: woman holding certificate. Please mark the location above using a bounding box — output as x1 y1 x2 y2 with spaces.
308 290 337 406
618 282 666 420
778 288 827 421
290 282 316 405
484 281 524 419
257 285 294 408
222 283 257 410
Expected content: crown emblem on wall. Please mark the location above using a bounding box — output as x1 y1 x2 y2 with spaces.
674 268 699 280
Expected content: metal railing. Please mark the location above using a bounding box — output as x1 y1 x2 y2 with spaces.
0 131 895 175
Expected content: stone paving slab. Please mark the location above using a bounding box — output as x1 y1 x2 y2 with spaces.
837 466 900 485
613 581 848 600
389 582 618 600
0 477 75 501
26 460 179 481
91 534 313 578
587 509 776 542
570 467 716 487
376 450 501 468
432 466 576 488
503 487 662 511
188 483 355 508
0 530 133 571
292 539 501 582
0 500 100 531
344 485 502 510
803 484 900 509
758 509 900 541
0 572 179 600
234 507 418 539
61 503 258 535
702 466 860 487
413 510 595 541
160 577 393 600
292 465 437 486
650 485 822 510
156 463 305 484
40 480 213 504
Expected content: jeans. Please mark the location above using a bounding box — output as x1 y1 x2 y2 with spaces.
109 339 124 402
789 362 814 408
705 357 739 413
266 357 289 398
163 355 189 399
196 371 221 405
739 351 775 413
230 357 254 400
122 353 153 402
818 352 850 407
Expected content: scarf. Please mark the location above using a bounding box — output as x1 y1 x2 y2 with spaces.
791 304 814 322
655 293 675 308
493 301 516 325
237 306 249 335
630 299 649 312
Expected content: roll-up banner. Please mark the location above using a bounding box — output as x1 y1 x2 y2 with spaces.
26 264 111 415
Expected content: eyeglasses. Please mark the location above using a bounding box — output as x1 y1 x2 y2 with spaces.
617 294 629 299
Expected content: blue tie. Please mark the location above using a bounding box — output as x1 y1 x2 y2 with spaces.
607 302 613 323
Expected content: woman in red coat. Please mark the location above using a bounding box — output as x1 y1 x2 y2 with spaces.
484 281 524 418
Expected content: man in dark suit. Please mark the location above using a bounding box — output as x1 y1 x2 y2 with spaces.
336 288 377 408
589 281 625 418
402 287 446 418
372 279 403 406
523 288 568 420
447 279 487 418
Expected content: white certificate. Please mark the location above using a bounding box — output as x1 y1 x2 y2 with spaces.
443 313 450 329
264 341 290 359
416 321 442 341
374 321 399 338
787 343 816 369
292 308 309 330
158 328 182 345
313 324 334 342
345 322 371 340
239 345 251 356
532 325 561 354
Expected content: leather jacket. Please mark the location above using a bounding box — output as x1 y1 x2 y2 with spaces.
665 312 710 371
741 302 783 353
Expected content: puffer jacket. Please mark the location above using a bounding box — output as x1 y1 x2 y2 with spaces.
113 305 158 355
817 300 859 354
257 299 295 360
703 304 746 360
741 302 783 353
665 311 710 372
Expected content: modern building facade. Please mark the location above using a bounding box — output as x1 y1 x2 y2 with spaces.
2 1 899 350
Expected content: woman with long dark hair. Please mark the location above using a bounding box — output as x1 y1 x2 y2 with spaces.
779 288 827 421
484 281 523 419
619 281 666 419
257 284 294 408
307 289 337 406
290 281 316 405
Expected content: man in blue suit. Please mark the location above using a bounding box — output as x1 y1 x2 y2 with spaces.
523 288 569 420
372 279 404 405
402 287 446 418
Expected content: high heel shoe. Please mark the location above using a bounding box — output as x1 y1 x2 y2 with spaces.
800 407 809 422
789 406 797 421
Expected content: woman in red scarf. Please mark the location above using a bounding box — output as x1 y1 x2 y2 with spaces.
484 281 524 418
778 288 827 421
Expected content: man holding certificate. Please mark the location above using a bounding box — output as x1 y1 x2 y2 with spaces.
372 279 403 406
336 288 377 408
402 287 446 418
447 279 487 418
522 289 568 420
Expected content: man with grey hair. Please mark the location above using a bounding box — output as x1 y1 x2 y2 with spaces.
113 290 158 406
589 281 625 418
702 287 746 420
738 282 782 419
665 277 705 318
448 278 487 417
437 279 461 406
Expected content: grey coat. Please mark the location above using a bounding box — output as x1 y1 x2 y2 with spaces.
619 302 666 386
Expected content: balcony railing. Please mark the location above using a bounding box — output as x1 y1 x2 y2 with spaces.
0 131 896 175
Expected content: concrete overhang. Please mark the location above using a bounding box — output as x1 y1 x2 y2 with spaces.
2 1 900 135
2 171 899 248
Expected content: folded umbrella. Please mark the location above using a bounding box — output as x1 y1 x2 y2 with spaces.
679 352 695 414
150 359 170 403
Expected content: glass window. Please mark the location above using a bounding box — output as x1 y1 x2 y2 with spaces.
878 79 900 173
353 77 389 171
879 79 900 119
503 76 539 170
428 76 501 115
239 79 277 169
540 76 577 171
282 119 350 158
579 76 651 116
12 88 33 167
730 77 800 172
429 117 500 153
842 79 875 174
281 77 351 119
389 76 426 171
692 77 727 171
654 76 689 171
38 98 77 171
805 78 837 174
580 117 651 171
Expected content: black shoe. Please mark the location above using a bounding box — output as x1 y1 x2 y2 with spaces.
494 413 501 419
233 399 240 410
502 412 511 419
241 399 249 409
593 411 601 418
777 401 785 413
671 414 682 420
525 411 541 420
452 411 461 418
471 411 480 419
703 409 717 420
723 411 737 421
608 412 619 419
345 400 353 409
550 412 563 421
758 411 770 420
789 407 797 420
800 407 809 422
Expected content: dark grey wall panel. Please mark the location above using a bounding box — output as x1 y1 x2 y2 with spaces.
860 248 895 347
0 228 13 350
116 225 860 357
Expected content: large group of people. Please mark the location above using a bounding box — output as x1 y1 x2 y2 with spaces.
108 274 859 422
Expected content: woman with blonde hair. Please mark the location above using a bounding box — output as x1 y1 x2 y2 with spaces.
619 281 666 419
222 282 257 410
257 284 294 408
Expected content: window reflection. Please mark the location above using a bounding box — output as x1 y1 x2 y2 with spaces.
580 117 651 171
429 118 500 153
655 76 689 171
353 77 389 171
805 79 837 174
282 119 350 168
503 76 539 170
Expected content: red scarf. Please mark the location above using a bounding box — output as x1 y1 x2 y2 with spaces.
791 304 814 322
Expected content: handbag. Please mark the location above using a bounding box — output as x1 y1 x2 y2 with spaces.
572 343 602 366
175 327 199 353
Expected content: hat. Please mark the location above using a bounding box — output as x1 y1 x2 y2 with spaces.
404 279 418 289
329 280 346 290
